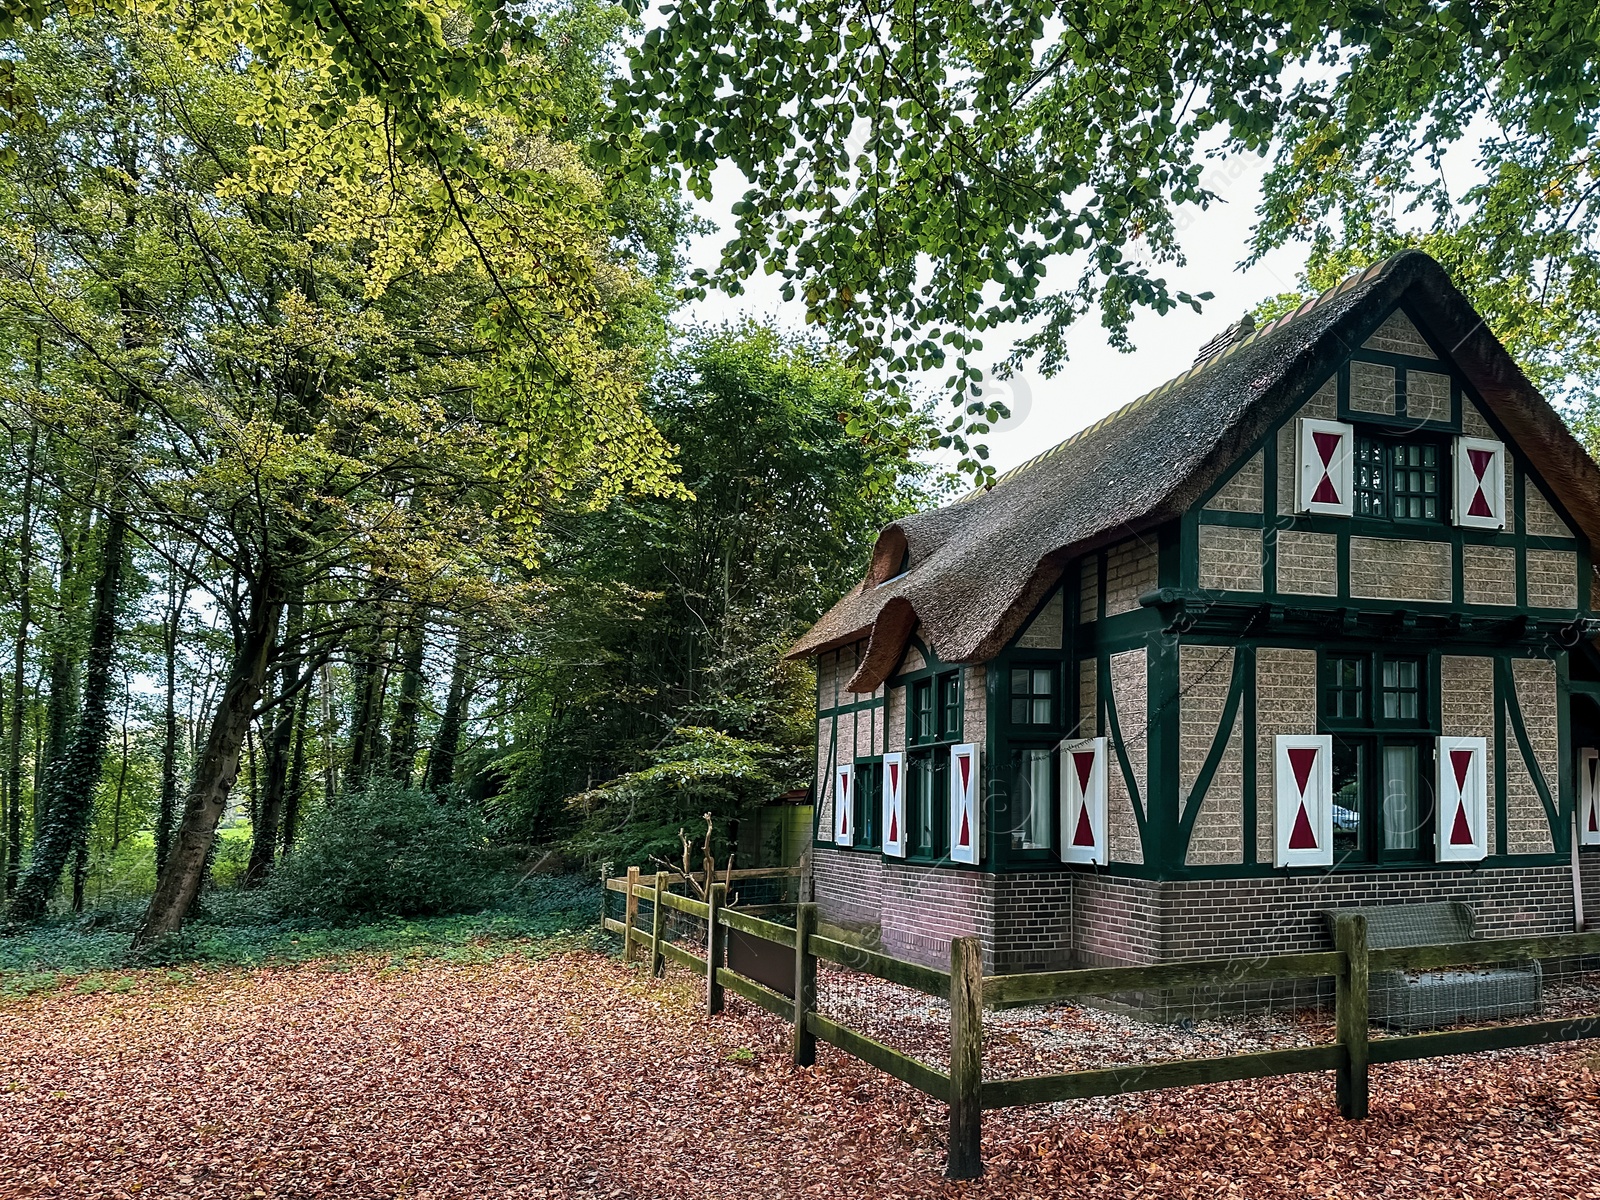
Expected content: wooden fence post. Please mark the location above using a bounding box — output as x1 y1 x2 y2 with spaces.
947 936 984 1180
793 902 818 1067
650 871 668 977
623 866 641 963
707 882 727 1015
1335 912 1370 1120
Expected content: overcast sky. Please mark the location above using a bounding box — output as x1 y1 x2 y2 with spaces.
677 152 1313 477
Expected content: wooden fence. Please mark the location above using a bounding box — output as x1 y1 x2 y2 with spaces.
602 870 1600 1180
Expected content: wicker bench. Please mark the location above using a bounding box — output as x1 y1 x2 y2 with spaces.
1321 901 1542 1032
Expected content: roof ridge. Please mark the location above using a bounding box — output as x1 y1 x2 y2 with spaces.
954 255 1400 503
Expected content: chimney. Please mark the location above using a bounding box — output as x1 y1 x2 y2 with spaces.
1194 313 1256 364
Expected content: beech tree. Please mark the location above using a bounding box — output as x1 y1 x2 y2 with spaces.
0 7 681 936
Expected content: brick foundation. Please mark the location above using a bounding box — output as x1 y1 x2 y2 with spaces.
812 846 1599 974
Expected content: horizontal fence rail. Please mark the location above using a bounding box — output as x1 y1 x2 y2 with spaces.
601 871 1600 1180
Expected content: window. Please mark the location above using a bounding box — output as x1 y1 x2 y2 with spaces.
1353 434 1443 522
1010 666 1055 726
1004 747 1055 853
908 751 948 858
911 679 935 743
913 670 961 747
852 760 882 850
1381 659 1421 720
1321 651 1434 863
1323 657 1365 721
907 668 961 858
938 673 962 740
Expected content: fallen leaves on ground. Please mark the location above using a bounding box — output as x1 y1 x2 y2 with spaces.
2 949 1598 1198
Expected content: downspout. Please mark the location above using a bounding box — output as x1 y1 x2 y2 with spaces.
1572 810 1586 933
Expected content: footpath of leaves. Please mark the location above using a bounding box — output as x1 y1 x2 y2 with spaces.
2 948 1599 1199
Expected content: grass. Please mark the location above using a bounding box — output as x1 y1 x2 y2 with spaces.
0 872 602 997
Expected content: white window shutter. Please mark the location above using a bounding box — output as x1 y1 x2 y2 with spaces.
1453 436 1506 529
1275 734 1334 867
1059 737 1108 866
1436 737 1489 861
1581 748 1600 848
949 743 979 865
833 762 854 846
882 751 907 857
1295 419 1354 516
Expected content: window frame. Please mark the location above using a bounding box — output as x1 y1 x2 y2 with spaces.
851 758 883 852
1319 649 1438 866
1351 429 1447 527
904 665 963 861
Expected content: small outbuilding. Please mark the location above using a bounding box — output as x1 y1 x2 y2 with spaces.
789 251 1600 972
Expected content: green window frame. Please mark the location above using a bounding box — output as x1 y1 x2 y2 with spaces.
1320 650 1436 865
852 759 883 851
1353 433 1444 524
905 666 962 859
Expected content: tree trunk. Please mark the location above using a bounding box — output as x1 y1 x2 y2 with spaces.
345 620 387 787
155 567 182 878
245 601 300 886
423 631 471 795
133 588 283 945
5 429 37 896
385 611 427 785
281 691 307 856
71 839 87 914
8 508 128 922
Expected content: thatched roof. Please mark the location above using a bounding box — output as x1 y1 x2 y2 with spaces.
791 252 1600 692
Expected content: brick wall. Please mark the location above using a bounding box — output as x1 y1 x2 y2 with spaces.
1016 588 1064 649
1349 536 1451 603
1254 647 1318 863
1365 311 1435 358
1180 645 1244 867
1509 657 1559 854
1406 369 1451 422
1104 537 1159 615
1274 530 1337 597
1108 648 1147 865
1204 452 1263 514
812 851 1591 976
1525 485 1572 538
1463 544 1517 607
1350 359 1395 416
1198 525 1263 593
1526 548 1578 610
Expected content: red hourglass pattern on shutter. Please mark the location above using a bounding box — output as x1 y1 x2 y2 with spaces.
882 751 906 857
1297 418 1354 516
949 744 979 865
1453 436 1505 530
1059 737 1107 866
1275 735 1333 867
1436 737 1487 862
833 763 853 846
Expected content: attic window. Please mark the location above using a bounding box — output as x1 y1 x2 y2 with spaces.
869 528 910 587
1353 434 1443 522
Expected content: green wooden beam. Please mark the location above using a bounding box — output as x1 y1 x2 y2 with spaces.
715 967 793 1019
720 907 798 948
806 934 952 998
982 950 1345 1008
805 1012 951 1101
1368 1015 1600 1063
980 1044 1344 1108
1369 930 1600 971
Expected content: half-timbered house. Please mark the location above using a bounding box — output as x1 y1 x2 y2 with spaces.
789 251 1600 972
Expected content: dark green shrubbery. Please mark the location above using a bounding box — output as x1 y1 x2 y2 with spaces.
268 781 496 921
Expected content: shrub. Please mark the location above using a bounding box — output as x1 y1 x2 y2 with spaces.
268 781 495 921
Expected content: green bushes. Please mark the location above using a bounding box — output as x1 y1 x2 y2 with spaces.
268 781 495 921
